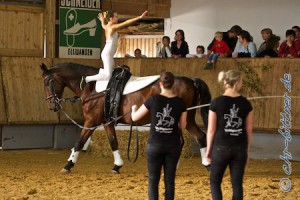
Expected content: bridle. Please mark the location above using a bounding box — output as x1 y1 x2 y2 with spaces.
43 75 60 108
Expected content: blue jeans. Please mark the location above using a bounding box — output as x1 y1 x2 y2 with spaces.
208 53 220 62
210 144 248 200
147 143 182 200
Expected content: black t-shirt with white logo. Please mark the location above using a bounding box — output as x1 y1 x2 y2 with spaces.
144 95 186 145
209 95 253 146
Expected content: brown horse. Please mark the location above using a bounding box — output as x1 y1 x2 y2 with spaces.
40 63 211 173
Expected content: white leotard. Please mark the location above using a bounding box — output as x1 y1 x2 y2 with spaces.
86 32 118 82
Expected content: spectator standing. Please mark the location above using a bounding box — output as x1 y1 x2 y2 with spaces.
257 28 273 55
171 29 189 58
232 30 257 58
278 29 298 58
292 26 300 56
208 25 242 57
257 35 280 58
156 36 172 58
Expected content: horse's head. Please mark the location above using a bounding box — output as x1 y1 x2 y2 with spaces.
40 63 64 112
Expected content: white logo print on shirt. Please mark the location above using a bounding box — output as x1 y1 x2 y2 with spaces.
224 104 243 136
155 104 175 133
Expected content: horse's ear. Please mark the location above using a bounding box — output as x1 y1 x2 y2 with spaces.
40 63 48 73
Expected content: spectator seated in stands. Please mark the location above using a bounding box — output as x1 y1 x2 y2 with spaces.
257 28 273 55
278 29 298 58
186 45 205 58
257 35 280 57
156 36 172 58
204 32 230 69
292 26 300 56
232 30 257 58
125 48 147 58
171 29 189 58
207 25 242 57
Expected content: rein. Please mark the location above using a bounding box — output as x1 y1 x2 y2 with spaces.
127 121 139 163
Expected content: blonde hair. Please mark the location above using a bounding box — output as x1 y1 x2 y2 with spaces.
215 31 223 38
218 70 241 88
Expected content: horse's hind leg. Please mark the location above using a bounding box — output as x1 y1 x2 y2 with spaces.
104 124 124 173
186 111 211 169
61 128 94 173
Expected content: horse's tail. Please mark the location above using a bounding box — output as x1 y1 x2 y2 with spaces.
192 78 211 128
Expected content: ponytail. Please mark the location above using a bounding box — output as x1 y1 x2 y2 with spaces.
160 71 175 89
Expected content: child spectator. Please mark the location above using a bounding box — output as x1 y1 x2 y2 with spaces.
156 36 172 58
257 28 273 55
186 45 205 58
278 29 298 58
125 48 147 58
204 32 230 69
257 35 280 57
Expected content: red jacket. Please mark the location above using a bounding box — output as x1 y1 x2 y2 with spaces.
278 41 298 57
295 39 300 56
210 40 230 55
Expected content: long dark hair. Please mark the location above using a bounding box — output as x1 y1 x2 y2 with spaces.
160 71 175 89
175 29 185 41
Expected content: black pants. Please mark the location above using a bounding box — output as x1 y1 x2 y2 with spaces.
147 143 182 200
210 144 247 200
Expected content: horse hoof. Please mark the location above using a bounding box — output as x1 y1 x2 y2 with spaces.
112 164 122 174
60 168 71 174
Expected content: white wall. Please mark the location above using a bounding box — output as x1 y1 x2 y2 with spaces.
165 0 300 54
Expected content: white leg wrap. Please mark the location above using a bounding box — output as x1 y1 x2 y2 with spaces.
113 150 124 166
200 147 211 166
82 137 92 151
68 148 80 163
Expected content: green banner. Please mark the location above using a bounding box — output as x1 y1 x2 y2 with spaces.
59 0 101 59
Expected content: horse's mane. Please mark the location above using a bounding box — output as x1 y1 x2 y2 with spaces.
49 63 99 79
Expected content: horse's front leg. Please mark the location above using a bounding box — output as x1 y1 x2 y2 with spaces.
61 128 94 173
186 111 211 170
104 124 124 174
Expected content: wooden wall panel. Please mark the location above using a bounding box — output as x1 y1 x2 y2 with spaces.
0 58 7 124
0 5 44 57
1 57 57 124
117 35 162 58
102 0 170 18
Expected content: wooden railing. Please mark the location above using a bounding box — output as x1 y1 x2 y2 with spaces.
0 57 299 133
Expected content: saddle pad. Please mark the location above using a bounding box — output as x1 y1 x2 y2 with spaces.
96 75 160 95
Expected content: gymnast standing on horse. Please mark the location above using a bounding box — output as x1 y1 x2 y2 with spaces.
206 70 254 200
80 10 148 90
131 72 187 200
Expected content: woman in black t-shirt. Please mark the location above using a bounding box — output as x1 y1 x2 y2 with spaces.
206 70 253 200
131 72 187 200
